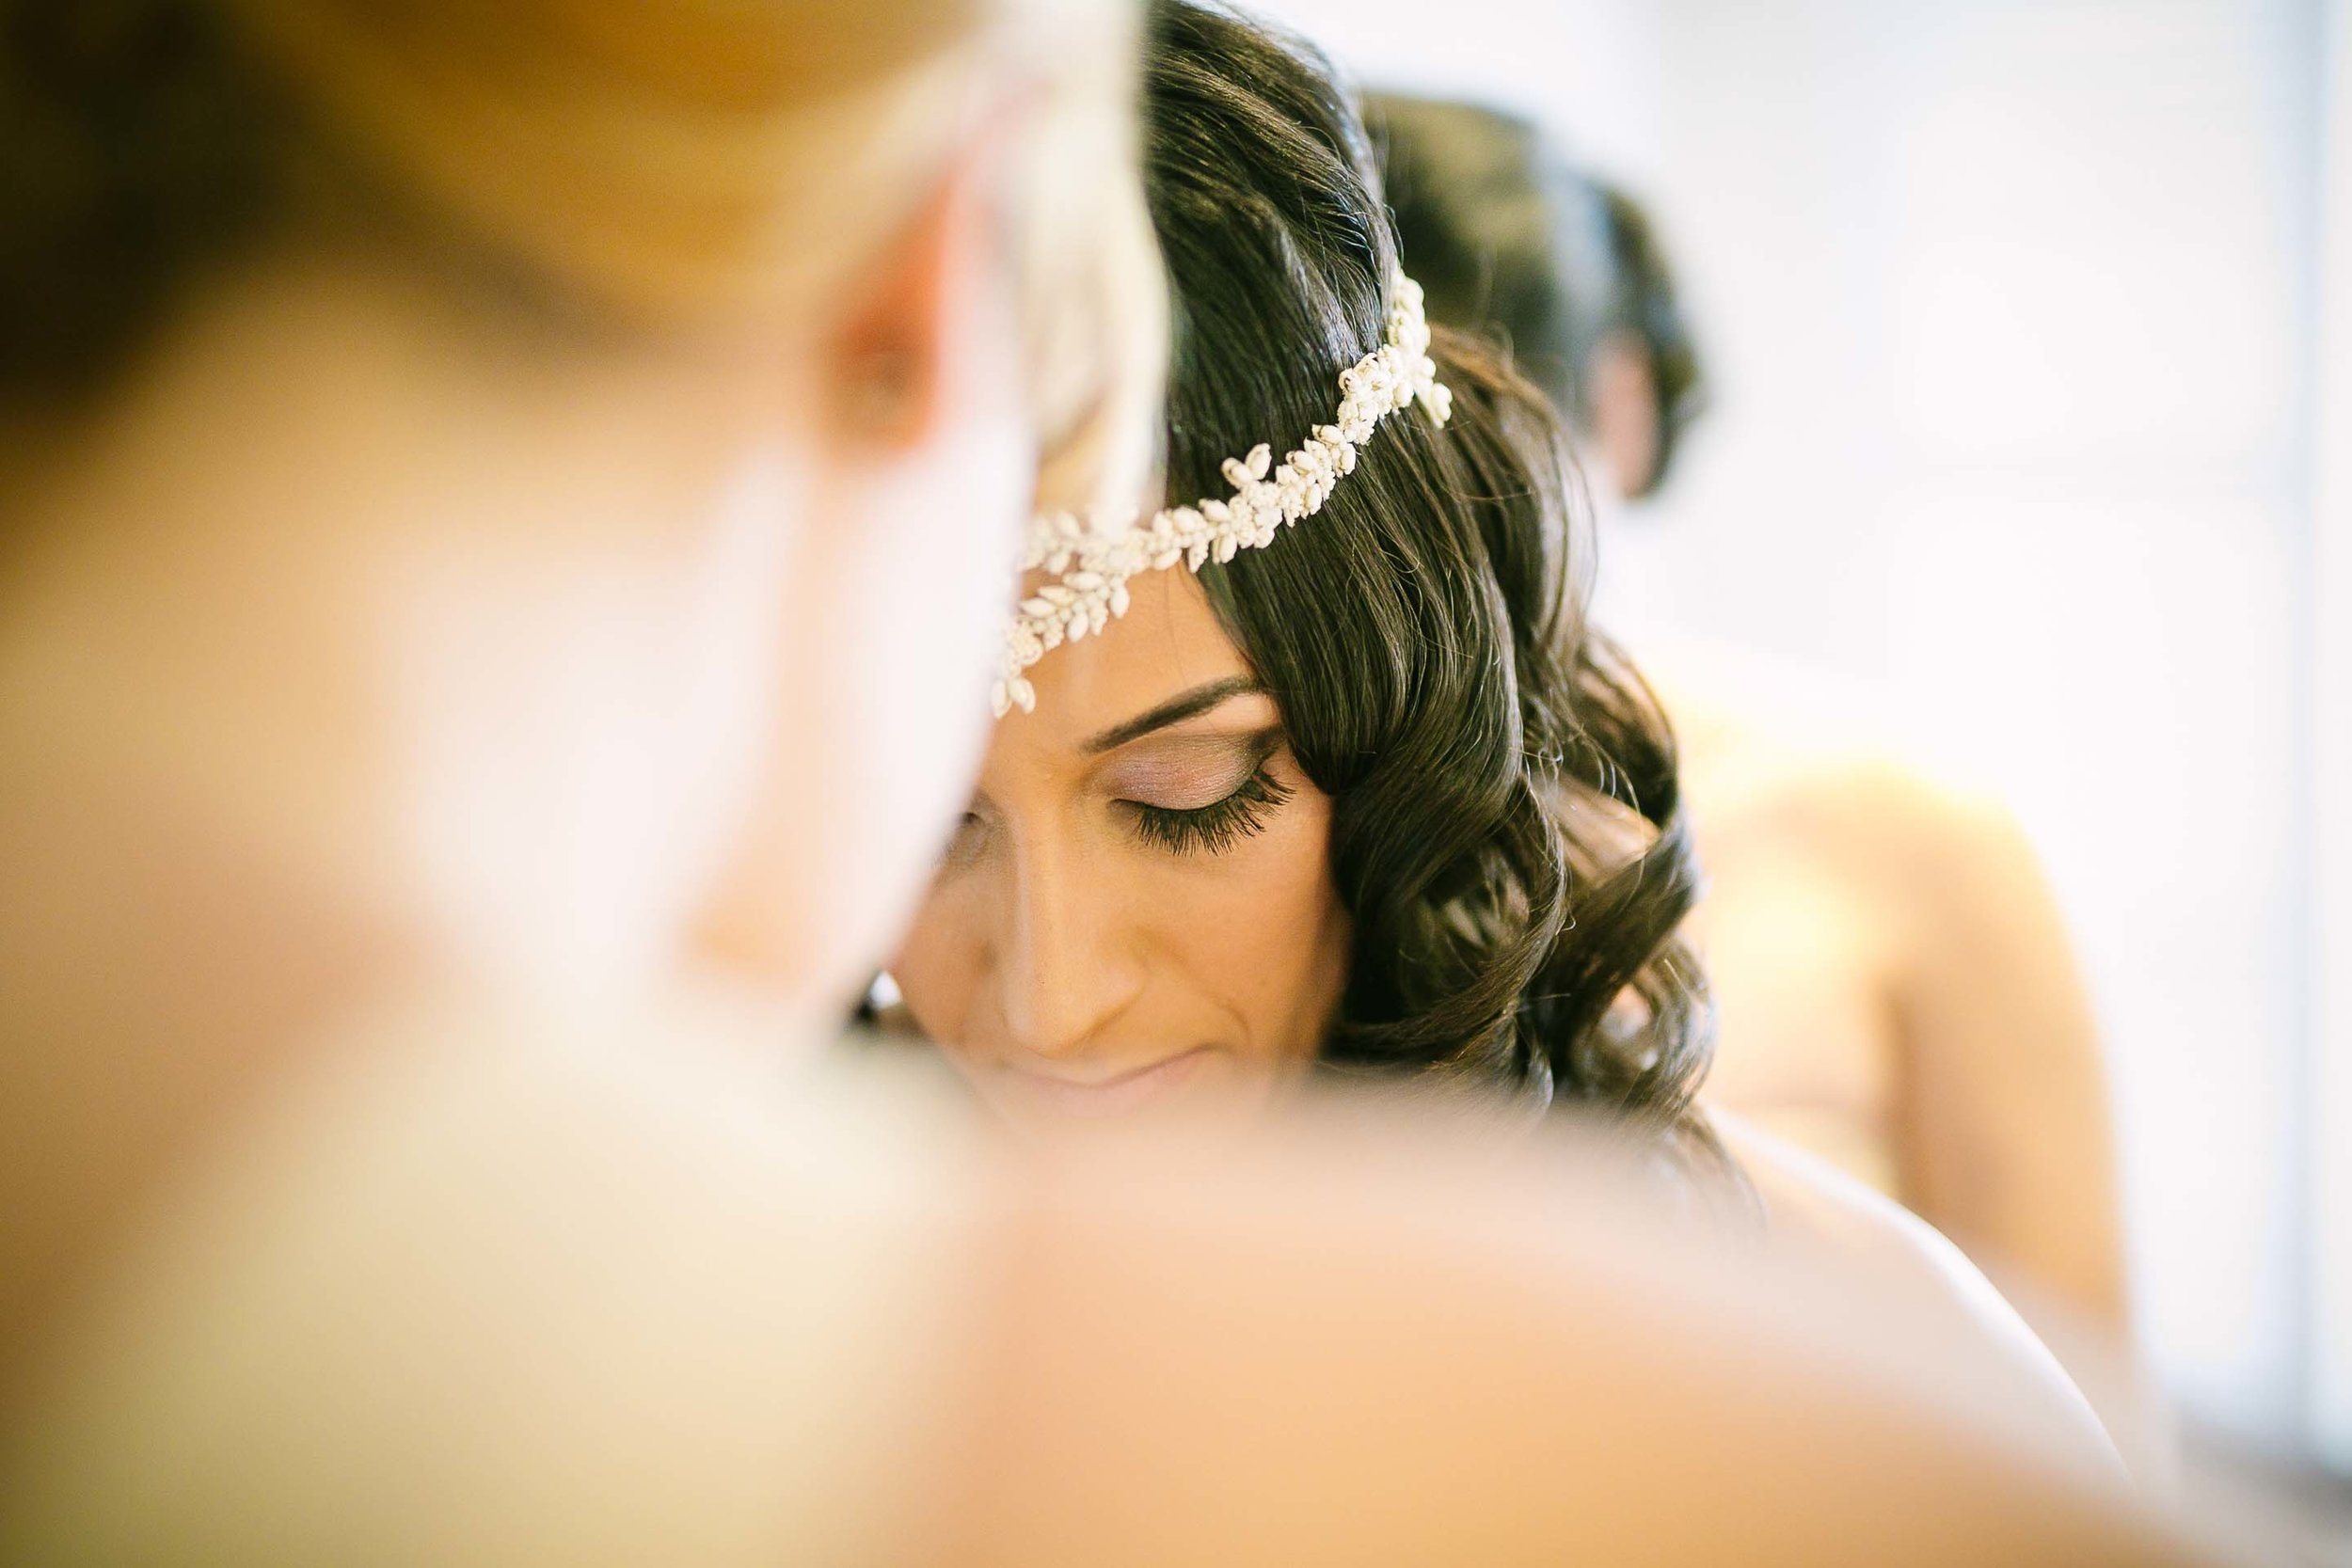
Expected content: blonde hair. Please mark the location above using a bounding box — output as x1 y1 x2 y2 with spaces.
8 0 1163 515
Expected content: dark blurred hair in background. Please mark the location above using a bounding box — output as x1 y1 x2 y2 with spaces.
1368 94 1704 498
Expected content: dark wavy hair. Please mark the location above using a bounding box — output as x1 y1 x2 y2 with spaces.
1146 3 1718 1161
1366 93 1705 498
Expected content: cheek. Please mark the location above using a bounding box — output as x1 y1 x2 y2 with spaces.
401 439 806 995
1168 788 1350 1069
883 888 985 1059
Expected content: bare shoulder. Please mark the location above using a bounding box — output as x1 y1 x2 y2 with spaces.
1699 724 2003 852
1715 1112 2116 1460
1651 650 2024 865
966 1104 2176 1566
0 998 989 1565
1675 700 2062 959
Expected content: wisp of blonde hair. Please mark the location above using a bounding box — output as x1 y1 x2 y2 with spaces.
8 0 1164 520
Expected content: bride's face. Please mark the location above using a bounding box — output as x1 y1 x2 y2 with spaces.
888 565 1352 1125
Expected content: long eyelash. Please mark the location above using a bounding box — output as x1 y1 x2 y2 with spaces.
1126 764 1295 856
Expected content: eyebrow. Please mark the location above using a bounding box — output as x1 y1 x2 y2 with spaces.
1081 676 1266 753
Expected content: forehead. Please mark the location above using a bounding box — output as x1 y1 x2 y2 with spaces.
997 565 1254 755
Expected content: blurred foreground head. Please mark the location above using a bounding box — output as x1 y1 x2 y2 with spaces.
1369 94 1700 500
0 0 1162 1006
0 0 1161 1416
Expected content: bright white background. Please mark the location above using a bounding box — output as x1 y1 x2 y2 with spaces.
1253 0 2349 1464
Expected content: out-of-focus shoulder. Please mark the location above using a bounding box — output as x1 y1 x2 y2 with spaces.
1632 635 2009 836
1713 1111 2119 1467
0 990 993 1564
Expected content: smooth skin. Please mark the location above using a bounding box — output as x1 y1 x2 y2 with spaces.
891 565 1351 1127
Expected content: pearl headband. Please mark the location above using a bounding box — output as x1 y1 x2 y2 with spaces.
993 270 1454 716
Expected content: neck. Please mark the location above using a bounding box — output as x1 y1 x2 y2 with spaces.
0 254 826 1391
0 725 439 1402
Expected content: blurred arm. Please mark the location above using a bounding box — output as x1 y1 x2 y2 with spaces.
1888 782 2130 1333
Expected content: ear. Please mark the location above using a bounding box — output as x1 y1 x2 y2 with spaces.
817 139 1006 457
1586 331 1662 501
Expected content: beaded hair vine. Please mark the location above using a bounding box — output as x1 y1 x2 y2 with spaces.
992 270 1454 716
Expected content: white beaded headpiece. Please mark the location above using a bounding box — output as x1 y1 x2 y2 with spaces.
993 270 1454 716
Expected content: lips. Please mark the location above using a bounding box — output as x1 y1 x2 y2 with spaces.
996 1046 1214 1118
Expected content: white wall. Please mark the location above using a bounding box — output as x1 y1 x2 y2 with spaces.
1252 0 2330 1449
2312 0 2352 1476
1247 0 1665 182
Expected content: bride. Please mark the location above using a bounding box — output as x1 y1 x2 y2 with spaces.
891 4 1710 1158
884 0 2107 1449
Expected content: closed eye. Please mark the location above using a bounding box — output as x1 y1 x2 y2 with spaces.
1122 761 1294 856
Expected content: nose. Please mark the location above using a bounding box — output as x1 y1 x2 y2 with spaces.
993 832 1146 1063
